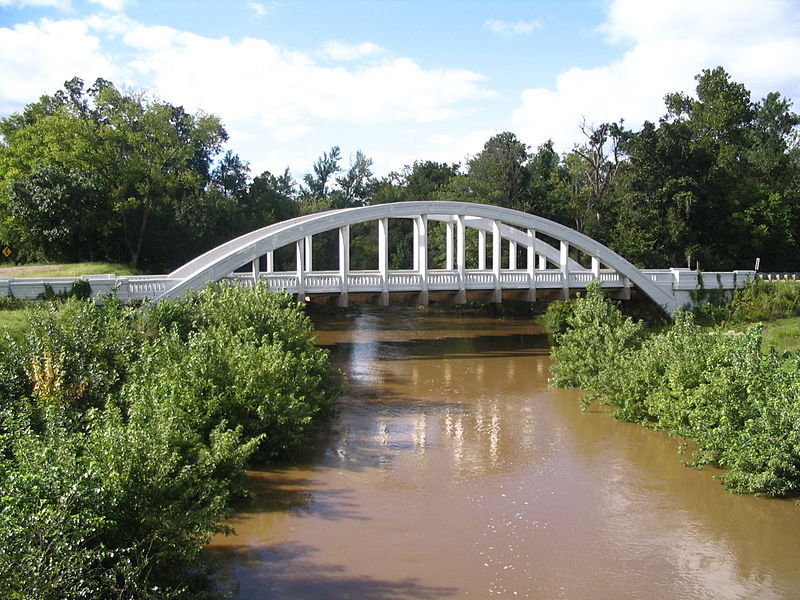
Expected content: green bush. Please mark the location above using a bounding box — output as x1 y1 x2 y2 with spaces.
0 298 145 415
549 286 800 498
125 324 333 460
549 281 645 392
0 296 23 310
728 279 800 322
542 299 575 335
0 282 336 597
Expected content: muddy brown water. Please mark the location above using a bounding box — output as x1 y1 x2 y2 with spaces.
207 307 800 599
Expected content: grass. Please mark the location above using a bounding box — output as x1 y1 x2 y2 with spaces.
0 262 142 336
0 262 141 278
761 317 800 353
0 308 32 336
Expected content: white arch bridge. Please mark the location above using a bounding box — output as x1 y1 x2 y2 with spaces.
1 202 755 315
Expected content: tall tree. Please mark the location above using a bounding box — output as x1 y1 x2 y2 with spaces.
333 150 376 208
299 146 342 212
91 82 227 268
247 168 299 224
0 77 228 269
444 132 531 210
614 67 800 269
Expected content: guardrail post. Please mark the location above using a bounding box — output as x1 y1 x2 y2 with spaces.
591 256 600 279
115 277 130 302
670 268 695 310
251 258 259 286
413 218 420 271
304 235 313 272
265 251 274 273
446 219 454 271
478 229 487 270
296 239 305 301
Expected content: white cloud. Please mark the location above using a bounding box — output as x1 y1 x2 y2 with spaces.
317 40 384 61
0 0 72 9
512 0 800 152
248 2 266 21
101 19 494 130
485 19 542 37
88 0 132 12
0 18 118 113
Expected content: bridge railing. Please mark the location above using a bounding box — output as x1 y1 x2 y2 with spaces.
1 268 757 307
226 268 632 294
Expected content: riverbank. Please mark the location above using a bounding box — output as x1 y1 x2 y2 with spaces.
549 281 800 499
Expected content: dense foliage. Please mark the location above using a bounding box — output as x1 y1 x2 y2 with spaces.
2 67 798 273
0 284 334 598
548 282 800 498
726 278 800 322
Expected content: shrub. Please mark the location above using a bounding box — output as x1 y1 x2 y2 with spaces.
549 287 800 498
728 279 800 322
542 299 575 335
0 282 336 597
549 281 645 392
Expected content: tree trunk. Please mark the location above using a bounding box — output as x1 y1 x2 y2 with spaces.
122 206 150 269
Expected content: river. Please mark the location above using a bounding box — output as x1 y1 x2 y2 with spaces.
207 307 800 599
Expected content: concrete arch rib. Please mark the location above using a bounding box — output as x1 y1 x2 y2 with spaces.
158 201 677 314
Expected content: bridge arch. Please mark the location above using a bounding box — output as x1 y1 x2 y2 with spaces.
159 201 679 314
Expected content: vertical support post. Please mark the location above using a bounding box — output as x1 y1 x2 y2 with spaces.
295 239 305 301
265 251 274 273
456 214 466 304
559 240 570 300
509 240 517 270
413 218 420 271
416 214 428 305
620 276 631 300
478 229 487 270
304 235 313 273
591 256 601 279
378 218 389 306
491 220 502 303
338 225 350 307
538 254 547 270
446 220 454 271
251 257 259 286
526 228 536 302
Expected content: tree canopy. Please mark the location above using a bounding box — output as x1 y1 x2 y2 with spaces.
2 68 798 272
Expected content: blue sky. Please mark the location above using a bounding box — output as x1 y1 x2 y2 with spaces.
1 0 799 180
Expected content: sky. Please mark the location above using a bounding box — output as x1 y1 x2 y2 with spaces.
1 0 799 180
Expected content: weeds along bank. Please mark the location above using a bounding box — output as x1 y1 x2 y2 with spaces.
547 281 800 499
0 283 335 599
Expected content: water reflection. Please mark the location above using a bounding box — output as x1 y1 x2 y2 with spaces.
210 307 800 600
